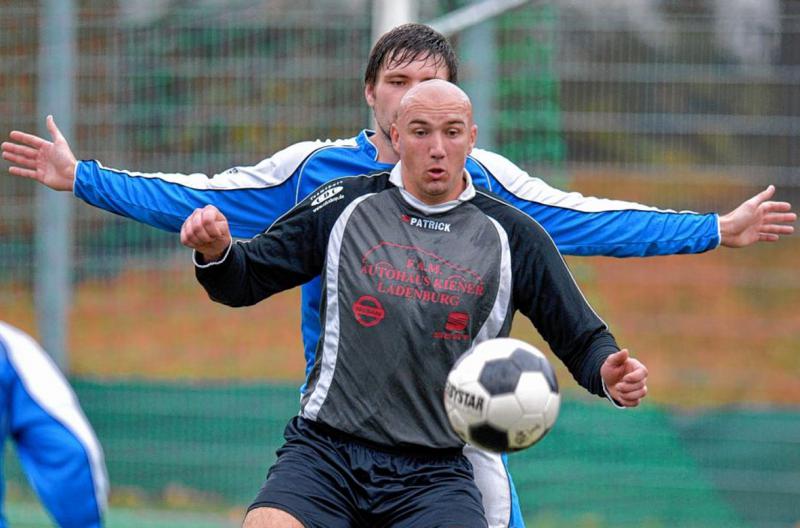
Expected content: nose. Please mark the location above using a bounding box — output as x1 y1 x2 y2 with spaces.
429 132 445 159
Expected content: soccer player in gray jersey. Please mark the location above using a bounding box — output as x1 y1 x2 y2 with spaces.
181 80 648 528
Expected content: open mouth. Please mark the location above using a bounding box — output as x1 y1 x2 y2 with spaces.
428 168 446 178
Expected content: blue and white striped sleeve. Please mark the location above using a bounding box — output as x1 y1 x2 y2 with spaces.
0 322 108 528
470 149 720 257
72 140 331 239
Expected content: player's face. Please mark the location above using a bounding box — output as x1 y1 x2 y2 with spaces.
391 86 477 205
365 56 450 155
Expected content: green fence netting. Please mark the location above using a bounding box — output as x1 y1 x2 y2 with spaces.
6 381 799 527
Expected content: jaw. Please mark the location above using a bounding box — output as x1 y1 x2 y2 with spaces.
373 128 401 163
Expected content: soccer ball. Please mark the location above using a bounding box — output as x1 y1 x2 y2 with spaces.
444 338 560 452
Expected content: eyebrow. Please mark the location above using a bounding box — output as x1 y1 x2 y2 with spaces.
407 118 466 126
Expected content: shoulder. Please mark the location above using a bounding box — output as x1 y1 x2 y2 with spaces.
0 322 71 393
282 136 361 165
468 148 525 177
291 170 392 221
471 190 551 243
305 170 391 202
243 136 359 172
213 136 360 187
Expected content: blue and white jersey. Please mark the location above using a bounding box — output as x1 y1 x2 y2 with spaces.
73 129 719 528
0 322 107 528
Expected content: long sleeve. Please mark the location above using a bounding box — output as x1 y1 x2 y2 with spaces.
73 140 329 238
470 148 720 257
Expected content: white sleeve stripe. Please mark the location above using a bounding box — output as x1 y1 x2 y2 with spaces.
93 138 356 192
0 322 108 512
302 194 375 420
470 148 693 214
474 216 513 345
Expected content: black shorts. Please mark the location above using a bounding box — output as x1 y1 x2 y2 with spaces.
248 416 487 528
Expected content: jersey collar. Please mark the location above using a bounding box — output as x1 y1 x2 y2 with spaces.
389 162 476 214
358 129 381 161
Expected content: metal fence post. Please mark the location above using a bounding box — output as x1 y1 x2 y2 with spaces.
35 0 75 370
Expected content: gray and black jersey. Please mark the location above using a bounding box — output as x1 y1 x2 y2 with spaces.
195 163 619 450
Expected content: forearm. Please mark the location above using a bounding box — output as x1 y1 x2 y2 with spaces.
194 242 277 307
562 329 619 397
521 201 721 257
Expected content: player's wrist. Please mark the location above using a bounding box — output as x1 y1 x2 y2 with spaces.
193 241 232 267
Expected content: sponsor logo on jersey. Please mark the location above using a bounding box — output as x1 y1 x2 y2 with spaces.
352 295 385 327
445 381 484 414
444 312 469 333
401 214 451 232
434 311 470 340
311 185 344 212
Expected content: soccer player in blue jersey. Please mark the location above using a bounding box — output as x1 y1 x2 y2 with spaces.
0 321 107 528
183 79 649 528
1 23 794 528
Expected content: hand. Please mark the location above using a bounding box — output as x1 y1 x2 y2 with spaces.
180 205 231 262
2 115 77 191
600 349 648 407
719 185 795 247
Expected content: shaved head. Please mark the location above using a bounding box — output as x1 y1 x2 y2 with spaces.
396 80 473 127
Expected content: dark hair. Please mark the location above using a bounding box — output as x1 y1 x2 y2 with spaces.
364 23 458 86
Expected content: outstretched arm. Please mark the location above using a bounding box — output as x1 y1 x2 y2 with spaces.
471 149 796 257
1 115 77 191
4 117 337 239
719 185 795 247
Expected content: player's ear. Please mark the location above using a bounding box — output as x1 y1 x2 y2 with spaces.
365 82 376 108
468 124 477 153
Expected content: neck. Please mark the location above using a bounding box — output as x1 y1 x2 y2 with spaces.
372 124 401 164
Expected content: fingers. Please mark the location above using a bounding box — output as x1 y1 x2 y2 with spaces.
181 207 214 249
46 115 64 142
622 361 648 384
763 209 796 222
758 208 796 239
605 348 629 367
8 166 38 180
200 205 223 239
7 130 48 149
3 151 36 170
612 375 648 407
606 354 648 407
179 209 200 248
760 224 794 235
180 205 228 250
760 201 792 214
2 141 38 160
2 143 39 170
750 184 776 205
614 385 648 407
